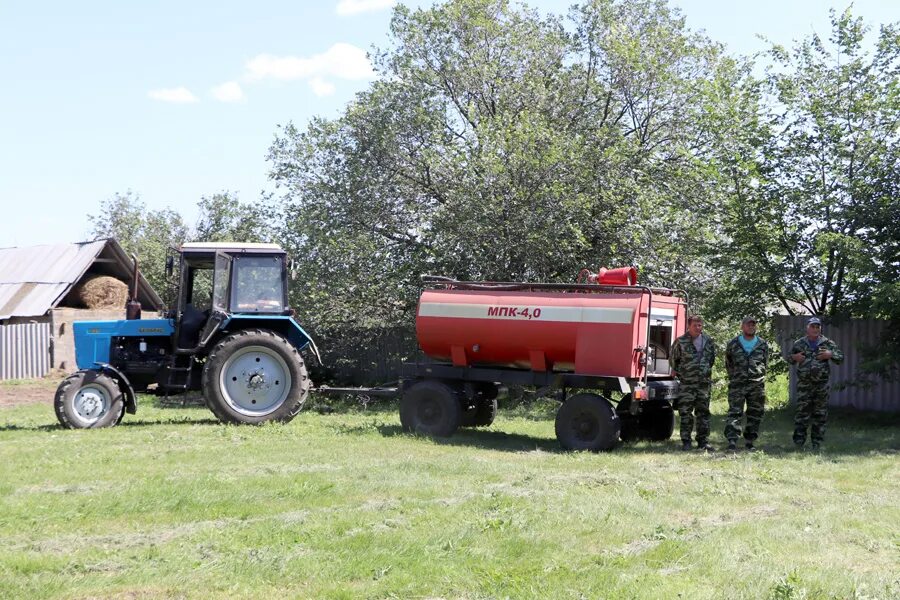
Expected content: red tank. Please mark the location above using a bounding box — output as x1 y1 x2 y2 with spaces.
416 273 686 378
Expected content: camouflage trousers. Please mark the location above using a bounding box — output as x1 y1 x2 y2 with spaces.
724 381 765 442
793 380 829 445
676 382 711 445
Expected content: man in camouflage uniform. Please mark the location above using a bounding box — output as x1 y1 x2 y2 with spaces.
724 316 769 452
788 317 844 451
670 315 716 452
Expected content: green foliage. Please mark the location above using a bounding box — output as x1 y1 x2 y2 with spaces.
707 8 900 325
88 191 189 306
269 0 737 328
194 192 278 244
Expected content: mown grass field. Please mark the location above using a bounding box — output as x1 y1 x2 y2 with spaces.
0 381 897 599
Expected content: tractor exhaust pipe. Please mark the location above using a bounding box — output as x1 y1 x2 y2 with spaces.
126 253 142 320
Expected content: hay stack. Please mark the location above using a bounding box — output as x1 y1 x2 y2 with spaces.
72 275 130 309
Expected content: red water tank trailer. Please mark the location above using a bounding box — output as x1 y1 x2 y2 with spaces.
415 269 686 379
401 269 689 450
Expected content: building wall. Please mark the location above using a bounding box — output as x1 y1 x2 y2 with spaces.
0 317 51 379
49 307 130 372
774 316 899 412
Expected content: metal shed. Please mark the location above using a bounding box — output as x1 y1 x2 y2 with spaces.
0 239 162 379
774 315 899 412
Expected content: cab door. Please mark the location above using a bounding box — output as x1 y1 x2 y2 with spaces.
196 252 233 348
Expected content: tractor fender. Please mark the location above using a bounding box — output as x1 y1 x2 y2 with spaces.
220 315 323 365
92 362 138 414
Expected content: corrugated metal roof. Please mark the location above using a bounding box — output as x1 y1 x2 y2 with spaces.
0 240 106 284
0 239 162 320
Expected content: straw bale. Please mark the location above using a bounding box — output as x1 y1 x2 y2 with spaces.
72 276 129 309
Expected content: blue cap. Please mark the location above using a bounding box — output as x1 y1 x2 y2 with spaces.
807 317 822 326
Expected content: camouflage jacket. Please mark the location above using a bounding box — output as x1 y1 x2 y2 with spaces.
724 336 769 385
788 336 844 383
670 333 716 385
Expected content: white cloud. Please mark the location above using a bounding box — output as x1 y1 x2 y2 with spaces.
309 77 336 97
148 87 199 103
211 81 246 103
245 43 374 83
336 0 395 16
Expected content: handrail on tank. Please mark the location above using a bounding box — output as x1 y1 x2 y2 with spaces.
420 275 687 299
420 275 693 389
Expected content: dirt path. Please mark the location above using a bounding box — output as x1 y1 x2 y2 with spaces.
0 378 61 407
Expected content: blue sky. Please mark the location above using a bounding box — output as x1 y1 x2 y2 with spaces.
1 0 898 247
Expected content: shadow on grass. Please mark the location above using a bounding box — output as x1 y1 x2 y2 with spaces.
119 417 220 427
0 423 58 432
628 404 900 458
375 422 564 453
365 404 899 457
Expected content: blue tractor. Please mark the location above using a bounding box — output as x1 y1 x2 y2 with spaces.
54 242 321 428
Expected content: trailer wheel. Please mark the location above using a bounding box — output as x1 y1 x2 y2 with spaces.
203 329 309 425
54 370 125 429
460 383 499 427
400 380 461 437
555 393 620 451
616 397 674 442
616 394 639 442
643 404 675 441
472 397 498 427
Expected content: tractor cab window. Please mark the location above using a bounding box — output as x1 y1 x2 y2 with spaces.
231 255 286 313
187 267 213 311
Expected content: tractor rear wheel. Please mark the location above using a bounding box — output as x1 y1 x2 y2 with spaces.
400 380 461 437
54 370 125 429
203 329 309 425
555 393 620 451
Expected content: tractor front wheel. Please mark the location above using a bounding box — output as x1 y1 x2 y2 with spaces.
54 370 124 429
203 329 309 425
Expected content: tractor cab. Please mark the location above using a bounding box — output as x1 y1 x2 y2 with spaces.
170 242 290 350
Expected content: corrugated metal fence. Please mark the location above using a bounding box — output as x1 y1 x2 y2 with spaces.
774 316 899 412
0 321 51 380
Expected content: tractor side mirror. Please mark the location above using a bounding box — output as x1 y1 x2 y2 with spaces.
165 256 175 277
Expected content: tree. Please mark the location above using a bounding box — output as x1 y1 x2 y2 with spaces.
709 9 900 321
194 192 277 244
88 191 188 305
269 0 737 328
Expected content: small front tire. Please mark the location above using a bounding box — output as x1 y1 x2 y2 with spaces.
54 370 124 429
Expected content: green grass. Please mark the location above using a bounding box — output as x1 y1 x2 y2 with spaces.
0 386 898 599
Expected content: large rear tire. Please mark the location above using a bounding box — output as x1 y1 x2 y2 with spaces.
400 380 461 437
555 393 619 451
54 370 124 429
203 329 309 425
